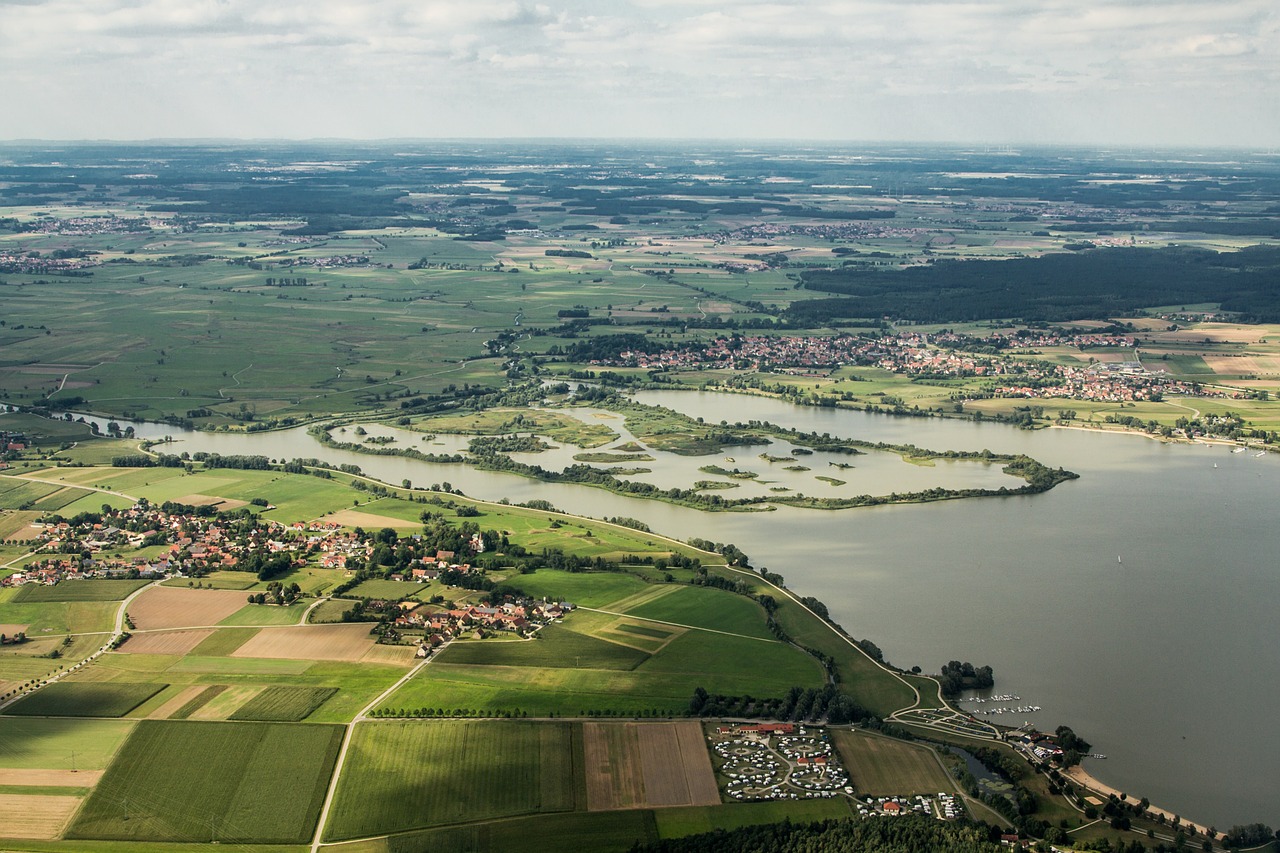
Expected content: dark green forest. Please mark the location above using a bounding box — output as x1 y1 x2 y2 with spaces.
791 245 1280 323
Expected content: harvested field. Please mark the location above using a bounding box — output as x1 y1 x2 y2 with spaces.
0 623 31 637
1204 354 1280 375
120 629 214 656
0 793 82 839
0 511 41 540
361 643 419 665
231 623 381 663
832 730 955 796
583 722 719 811
0 768 104 787
328 509 421 530
174 493 248 510
128 587 249 630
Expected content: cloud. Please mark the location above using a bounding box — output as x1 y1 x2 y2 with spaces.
0 0 1275 145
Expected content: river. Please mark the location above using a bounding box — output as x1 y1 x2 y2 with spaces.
43 392 1280 829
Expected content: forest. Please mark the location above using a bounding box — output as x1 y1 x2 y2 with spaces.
791 245 1280 323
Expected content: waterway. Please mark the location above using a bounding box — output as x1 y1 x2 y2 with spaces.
40 391 1280 828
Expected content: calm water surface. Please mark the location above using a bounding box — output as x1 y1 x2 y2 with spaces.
41 393 1279 828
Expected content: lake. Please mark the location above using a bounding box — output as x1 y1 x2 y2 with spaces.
42 391 1280 828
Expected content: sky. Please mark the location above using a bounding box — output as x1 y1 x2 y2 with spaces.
1 0 1277 147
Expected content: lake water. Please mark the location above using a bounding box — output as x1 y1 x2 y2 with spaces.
38 392 1280 829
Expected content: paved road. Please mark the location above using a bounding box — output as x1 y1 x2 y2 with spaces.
308 644 445 853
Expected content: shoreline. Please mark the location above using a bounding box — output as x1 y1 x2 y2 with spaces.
1066 765 1212 837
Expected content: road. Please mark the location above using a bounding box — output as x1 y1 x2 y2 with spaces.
308 643 445 853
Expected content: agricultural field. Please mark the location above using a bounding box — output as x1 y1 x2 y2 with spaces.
127 587 250 629
385 613 822 718
68 720 343 843
0 717 136 770
617 584 775 640
227 686 337 722
117 629 214 656
582 722 720 810
832 730 957 796
6 682 167 718
11 579 149 603
323 720 582 840
230 623 392 663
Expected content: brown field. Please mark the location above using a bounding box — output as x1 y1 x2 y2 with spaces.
147 685 211 719
128 587 249 630
174 493 248 510
231 623 380 662
0 623 31 637
583 722 720 811
833 730 955 796
0 511 43 540
1150 324 1273 345
0 768 103 787
327 509 420 530
119 629 214 656
0 793 83 839
1203 354 1280 375
360 643 419 665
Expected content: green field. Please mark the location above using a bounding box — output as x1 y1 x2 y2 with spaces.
162 572 257 591
187 628 259 657
323 719 582 840
654 799 852 838
228 686 337 722
11 579 150 603
380 811 656 853
6 681 167 718
502 569 650 608
619 585 774 639
167 685 227 719
439 624 650 671
68 720 343 843
0 717 136 770
832 730 956 796
346 579 427 600
217 600 310 626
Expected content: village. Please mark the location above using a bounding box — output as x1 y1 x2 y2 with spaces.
0 498 574 658
584 331 1228 405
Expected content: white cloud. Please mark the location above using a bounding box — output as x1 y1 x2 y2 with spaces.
0 0 1275 145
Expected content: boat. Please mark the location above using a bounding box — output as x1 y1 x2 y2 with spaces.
1256 451 1267 458
1117 556 1122 565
